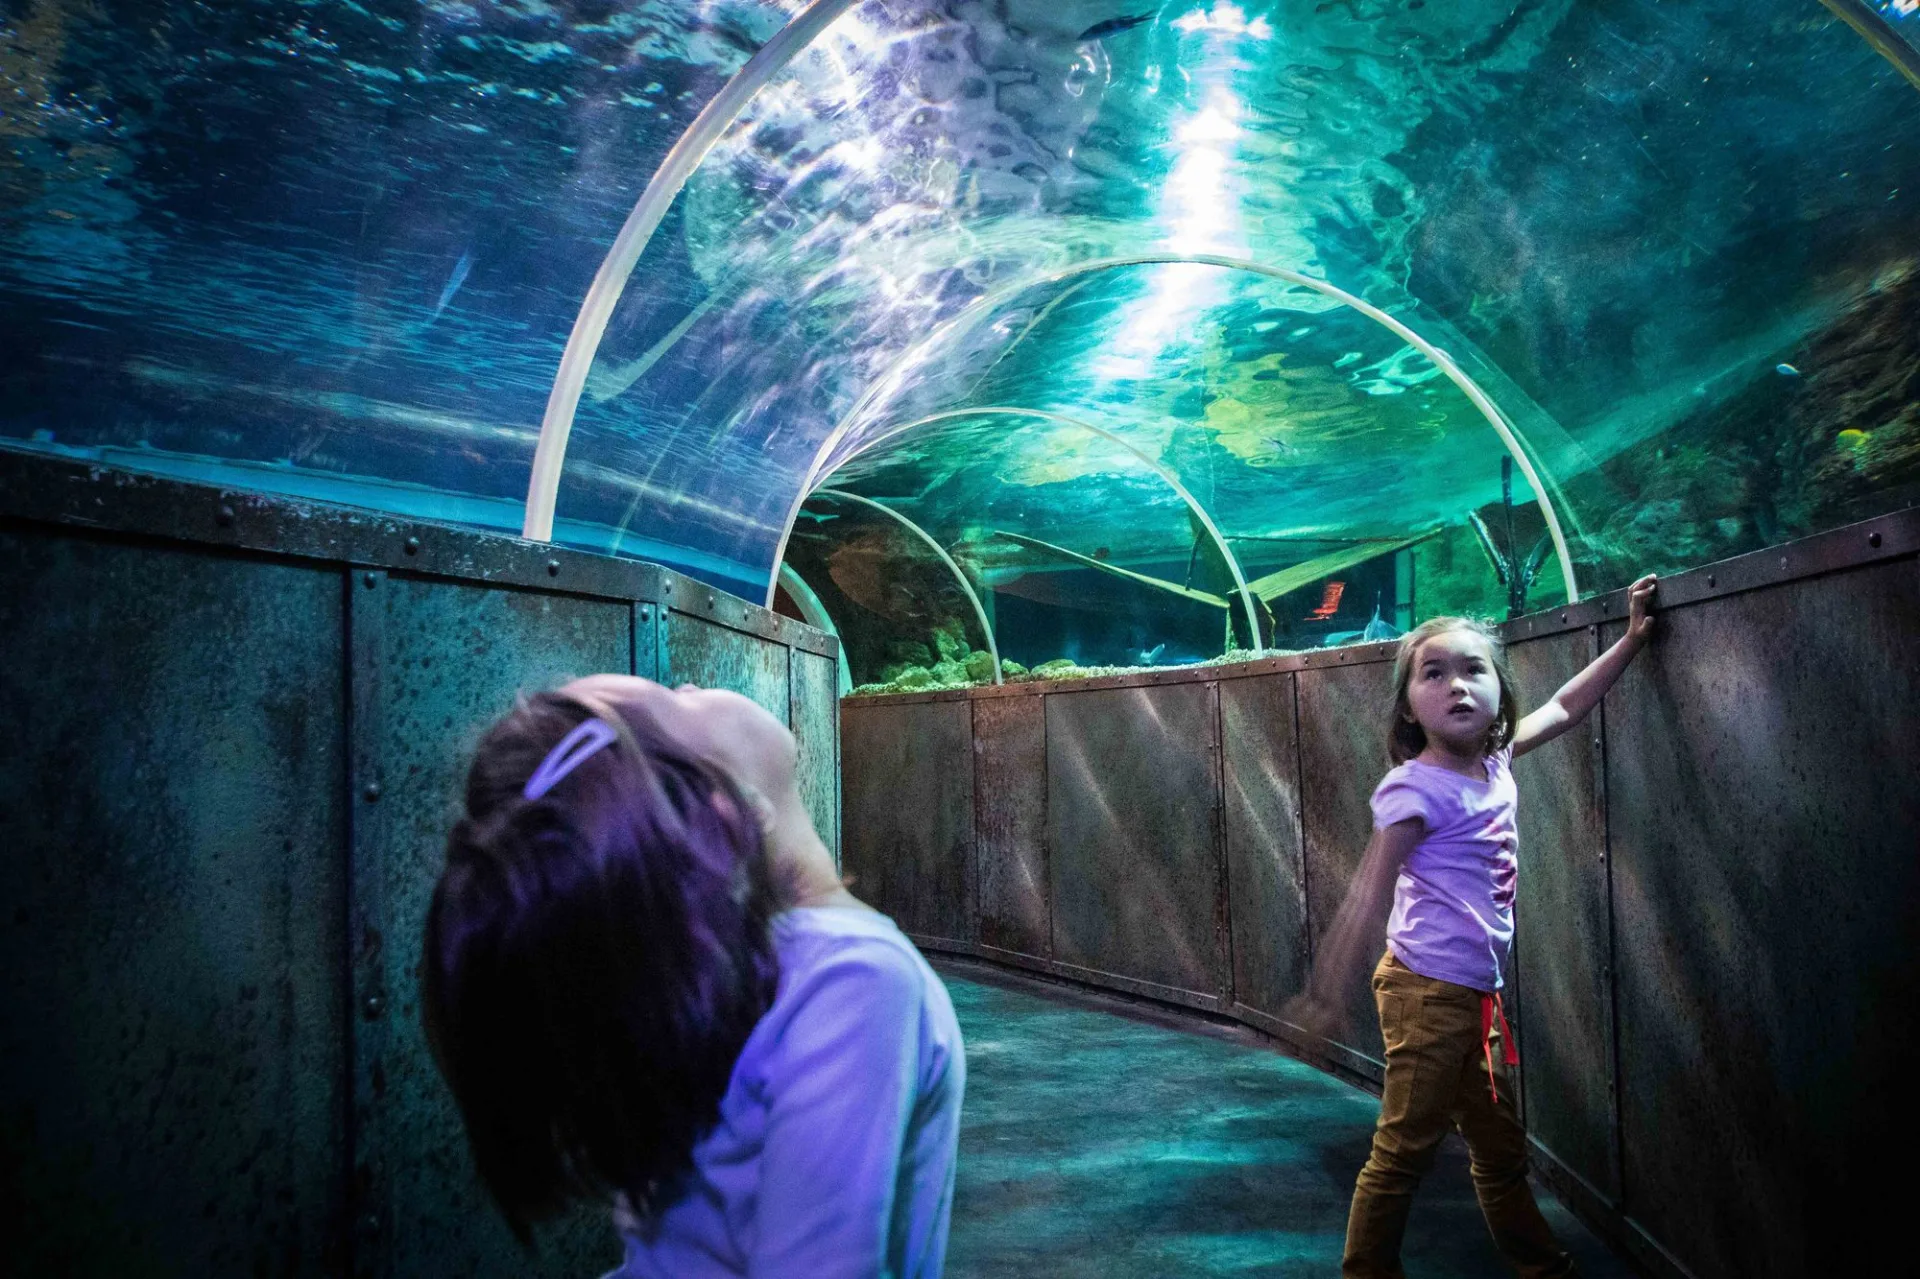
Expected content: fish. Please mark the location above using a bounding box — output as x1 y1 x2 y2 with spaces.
1775 363 1800 377
1078 11 1156 40
428 250 474 325
1137 643 1167 665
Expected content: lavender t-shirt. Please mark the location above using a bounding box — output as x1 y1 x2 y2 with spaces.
1370 747 1519 993
606 906 964 1279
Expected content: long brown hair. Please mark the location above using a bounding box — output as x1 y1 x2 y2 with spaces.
1387 616 1519 764
421 690 780 1243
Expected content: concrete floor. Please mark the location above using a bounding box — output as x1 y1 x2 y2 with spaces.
938 961 1633 1278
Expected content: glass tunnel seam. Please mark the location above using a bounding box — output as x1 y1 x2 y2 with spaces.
806 405 1263 650
777 563 855 696
812 488 1005 685
769 253 1581 614
520 0 859 545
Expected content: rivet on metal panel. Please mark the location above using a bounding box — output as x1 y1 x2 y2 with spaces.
547 559 561 577
1707 573 1716 587
362 782 382 802
639 606 651 621
215 503 235 527
362 992 386 1019
1870 531 1883 548
404 536 420 555
1588 624 1597 636
1560 612 1568 623
361 571 379 589
1779 555 1789 571
707 595 717 608
1598 850 1608 863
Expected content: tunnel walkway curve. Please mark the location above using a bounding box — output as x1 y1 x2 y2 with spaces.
937 960 1634 1279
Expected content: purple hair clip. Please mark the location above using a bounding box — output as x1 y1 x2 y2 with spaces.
523 717 619 800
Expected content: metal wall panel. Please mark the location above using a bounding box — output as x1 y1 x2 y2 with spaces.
1296 661 1393 1066
1046 684 1224 1000
1606 560 1920 1279
840 701 974 941
662 610 788 721
1507 631 1615 1198
790 648 840 864
350 575 629 1278
1221 673 1308 1019
972 696 1050 959
0 530 347 1276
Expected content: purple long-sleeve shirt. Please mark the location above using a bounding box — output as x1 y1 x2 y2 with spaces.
607 906 965 1279
1371 747 1520 993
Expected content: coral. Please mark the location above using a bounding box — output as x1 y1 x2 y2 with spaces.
931 619 972 663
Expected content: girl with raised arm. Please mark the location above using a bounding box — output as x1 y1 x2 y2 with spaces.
1302 576 1656 1278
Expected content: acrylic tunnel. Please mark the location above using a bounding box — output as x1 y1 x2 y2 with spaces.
2 1 1918 1276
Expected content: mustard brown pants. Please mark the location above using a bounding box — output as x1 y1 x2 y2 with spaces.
1341 951 1576 1278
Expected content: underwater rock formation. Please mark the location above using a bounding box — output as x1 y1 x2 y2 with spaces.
1570 258 1920 583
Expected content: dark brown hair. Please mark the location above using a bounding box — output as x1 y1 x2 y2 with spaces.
1387 616 1520 764
420 690 780 1243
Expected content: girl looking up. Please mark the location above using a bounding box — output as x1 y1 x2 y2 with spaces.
1300 576 1657 1279
421 674 964 1278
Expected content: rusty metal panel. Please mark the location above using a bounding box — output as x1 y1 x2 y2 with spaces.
1606 559 1920 1279
790 648 840 864
1221 673 1308 1019
350 575 628 1278
1046 683 1224 1000
661 609 788 720
973 695 1049 959
840 701 974 941
0 529 348 1275
1296 661 1393 1066
1506 630 1616 1200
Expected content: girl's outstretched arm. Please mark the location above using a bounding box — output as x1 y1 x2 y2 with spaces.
1285 817 1425 1038
1512 574 1658 759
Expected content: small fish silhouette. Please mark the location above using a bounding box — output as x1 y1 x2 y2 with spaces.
1775 363 1800 377
428 250 474 325
1078 11 1156 40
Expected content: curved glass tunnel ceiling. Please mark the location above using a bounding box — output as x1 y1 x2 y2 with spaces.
4 0 1917 607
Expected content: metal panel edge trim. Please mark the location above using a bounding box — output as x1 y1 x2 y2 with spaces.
344 567 390 1276
1208 680 1232 1003
909 935 1227 1014
1230 1002 1385 1088
1530 1140 1698 1279
0 450 839 658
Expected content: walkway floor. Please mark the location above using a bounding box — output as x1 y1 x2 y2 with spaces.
939 962 1632 1278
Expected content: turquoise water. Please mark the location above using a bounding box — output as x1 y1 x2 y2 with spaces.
3 0 1916 653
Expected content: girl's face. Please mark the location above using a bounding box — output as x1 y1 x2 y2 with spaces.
1404 629 1502 754
562 674 798 805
